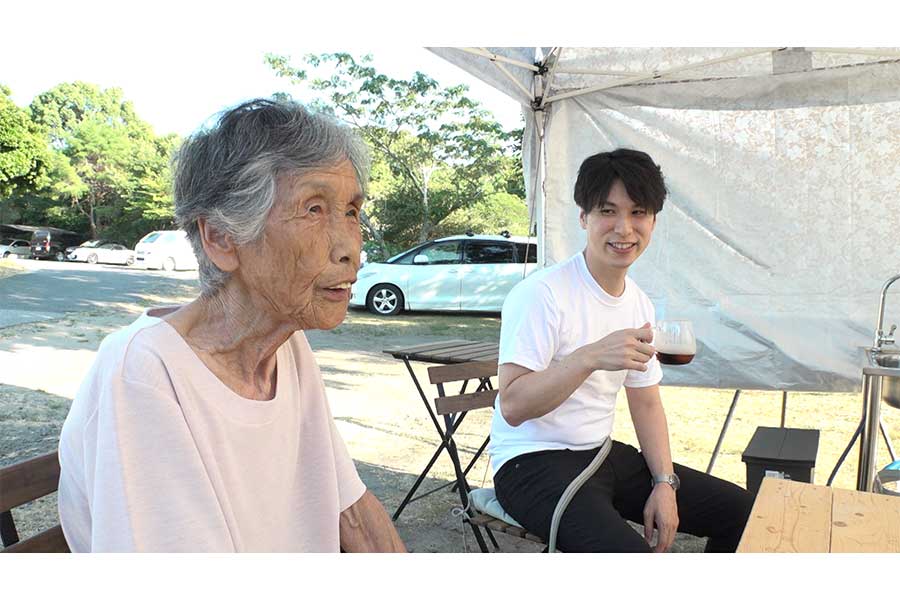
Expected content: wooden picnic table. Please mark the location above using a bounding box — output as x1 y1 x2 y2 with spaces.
737 477 900 552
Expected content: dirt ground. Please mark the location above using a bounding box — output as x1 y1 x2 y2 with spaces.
2 265 898 553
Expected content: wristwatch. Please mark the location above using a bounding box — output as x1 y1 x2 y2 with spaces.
651 473 680 491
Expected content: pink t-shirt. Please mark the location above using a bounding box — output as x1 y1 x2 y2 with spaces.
58 311 366 552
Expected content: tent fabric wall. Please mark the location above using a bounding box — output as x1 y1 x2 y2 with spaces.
430 47 900 392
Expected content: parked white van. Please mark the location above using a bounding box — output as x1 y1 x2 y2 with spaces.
134 230 199 271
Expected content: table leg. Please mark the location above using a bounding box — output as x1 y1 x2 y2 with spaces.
780 391 788 428
707 389 741 474
880 420 897 462
402 357 443 435
827 421 862 486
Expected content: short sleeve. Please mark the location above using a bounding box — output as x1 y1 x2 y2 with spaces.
328 418 366 513
498 279 560 373
60 375 234 552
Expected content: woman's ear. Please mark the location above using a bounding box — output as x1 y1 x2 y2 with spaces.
197 218 239 273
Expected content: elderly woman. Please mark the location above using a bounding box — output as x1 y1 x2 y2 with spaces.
57 99 406 552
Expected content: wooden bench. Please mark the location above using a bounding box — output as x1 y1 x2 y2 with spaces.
428 359 547 552
0 452 70 552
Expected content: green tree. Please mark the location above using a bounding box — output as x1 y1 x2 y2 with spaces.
0 84 49 199
437 192 531 238
28 82 175 240
266 52 523 259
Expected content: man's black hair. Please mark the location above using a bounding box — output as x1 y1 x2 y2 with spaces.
574 148 667 214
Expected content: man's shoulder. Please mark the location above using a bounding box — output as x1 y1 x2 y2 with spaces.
502 255 581 320
513 253 579 294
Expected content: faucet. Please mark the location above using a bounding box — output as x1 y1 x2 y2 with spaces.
873 273 900 351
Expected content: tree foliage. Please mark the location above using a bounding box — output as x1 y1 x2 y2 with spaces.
2 81 179 243
0 84 49 198
266 52 527 260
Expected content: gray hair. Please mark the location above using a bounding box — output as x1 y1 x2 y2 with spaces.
172 98 370 296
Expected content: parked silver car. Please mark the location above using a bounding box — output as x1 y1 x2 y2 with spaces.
66 241 135 266
0 238 32 259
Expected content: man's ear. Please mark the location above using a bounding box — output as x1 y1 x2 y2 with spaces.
197 218 239 273
579 208 587 229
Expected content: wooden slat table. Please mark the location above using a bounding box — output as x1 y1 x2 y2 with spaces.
384 339 499 365
383 339 499 521
737 477 900 552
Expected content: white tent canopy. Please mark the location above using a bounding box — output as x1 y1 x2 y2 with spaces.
430 47 900 392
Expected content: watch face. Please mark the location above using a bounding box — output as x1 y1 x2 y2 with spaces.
654 473 680 491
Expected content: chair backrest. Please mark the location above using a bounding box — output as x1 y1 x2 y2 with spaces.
427 359 499 416
0 452 70 553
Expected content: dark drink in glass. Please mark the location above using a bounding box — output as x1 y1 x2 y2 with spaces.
654 320 696 366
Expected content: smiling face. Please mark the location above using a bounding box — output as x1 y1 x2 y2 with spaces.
237 159 364 331
580 179 656 292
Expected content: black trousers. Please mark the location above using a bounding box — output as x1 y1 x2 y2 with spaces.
494 441 754 552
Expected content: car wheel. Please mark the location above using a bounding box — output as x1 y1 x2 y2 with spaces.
162 257 176 271
367 284 404 316
55 251 66 262
2 252 8 259
87 253 98 264
126 256 135 266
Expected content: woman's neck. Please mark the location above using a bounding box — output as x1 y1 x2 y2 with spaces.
162 281 296 400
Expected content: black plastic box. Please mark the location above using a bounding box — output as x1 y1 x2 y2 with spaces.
741 427 820 495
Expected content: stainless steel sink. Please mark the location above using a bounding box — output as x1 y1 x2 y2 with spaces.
864 349 900 409
874 354 900 369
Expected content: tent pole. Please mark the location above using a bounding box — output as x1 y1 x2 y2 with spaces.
805 47 900 59
457 47 541 72
492 59 535 104
537 47 564 110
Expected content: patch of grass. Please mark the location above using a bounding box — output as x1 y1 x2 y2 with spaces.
0 259 26 279
333 309 501 342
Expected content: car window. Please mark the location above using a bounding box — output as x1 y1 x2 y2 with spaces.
464 241 516 264
111 244 125 251
515 242 537 264
13 241 28 247
162 232 181 242
388 242 428 264
417 241 461 265
141 233 161 243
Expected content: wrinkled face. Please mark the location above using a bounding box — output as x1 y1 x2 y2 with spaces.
238 160 363 331
580 179 656 276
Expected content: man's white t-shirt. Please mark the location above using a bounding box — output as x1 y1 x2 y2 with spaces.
58 311 366 552
489 252 663 474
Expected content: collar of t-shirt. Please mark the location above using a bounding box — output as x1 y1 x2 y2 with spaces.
575 252 631 307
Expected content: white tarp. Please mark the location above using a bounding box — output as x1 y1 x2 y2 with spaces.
430 47 900 392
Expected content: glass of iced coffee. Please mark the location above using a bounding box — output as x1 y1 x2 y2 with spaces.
653 320 696 365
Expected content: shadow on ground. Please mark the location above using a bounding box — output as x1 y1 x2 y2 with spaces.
354 459 543 553
355 459 707 553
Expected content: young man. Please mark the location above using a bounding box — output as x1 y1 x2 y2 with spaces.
489 148 752 552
